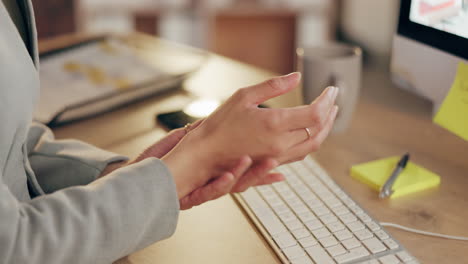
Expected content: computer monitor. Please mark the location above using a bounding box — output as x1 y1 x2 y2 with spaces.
391 0 468 113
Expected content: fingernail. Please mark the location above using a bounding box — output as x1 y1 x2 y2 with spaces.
334 87 340 100
327 86 335 98
284 72 301 82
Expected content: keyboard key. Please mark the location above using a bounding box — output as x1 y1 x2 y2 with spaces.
320 214 338 224
324 198 343 208
265 196 283 206
305 245 335 264
286 198 303 208
339 213 357 224
362 237 387 254
312 206 331 216
318 236 338 248
259 217 287 236
332 206 350 216
326 244 346 257
397 251 413 262
279 212 297 223
273 182 290 192
285 219 304 231
271 203 289 214
355 228 373 240
347 221 365 232
375 230 390 240
290 256 313 264
327 221 345 232
292 205 310 214
342 197 356 207
273 232 297 249
342 237 361 250
305 199 324 209
283 245 307 260
366 221 381 232
298 236 318 248
304 219 323 231
292 228 311 240
334 229 353 241
349 205 364 215
379 254 400 264
383 238 399 250
334 246 369 264
298 212 317 223
312 228 331 239
358 213 372 223
362 260 379 264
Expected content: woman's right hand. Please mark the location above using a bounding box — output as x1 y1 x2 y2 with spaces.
162 72 339 198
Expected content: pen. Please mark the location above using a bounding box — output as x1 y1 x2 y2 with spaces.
379 153 410 199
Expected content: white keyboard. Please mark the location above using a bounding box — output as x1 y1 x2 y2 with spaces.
236 157 419 264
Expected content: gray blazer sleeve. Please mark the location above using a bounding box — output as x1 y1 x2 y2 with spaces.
26 122 128 195
0 158 180 264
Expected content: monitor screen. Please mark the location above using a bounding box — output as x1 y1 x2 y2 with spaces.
397 0 468 60
409 0 468 40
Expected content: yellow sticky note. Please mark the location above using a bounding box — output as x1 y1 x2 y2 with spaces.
434 62 468 141
350 157 440 199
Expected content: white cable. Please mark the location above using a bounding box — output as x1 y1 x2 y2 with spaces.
380 222 468 241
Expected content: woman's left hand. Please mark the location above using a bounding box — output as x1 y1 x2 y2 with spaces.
179 156 283 210
117 119 284 210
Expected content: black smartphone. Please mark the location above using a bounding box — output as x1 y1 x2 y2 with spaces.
156 110 198 130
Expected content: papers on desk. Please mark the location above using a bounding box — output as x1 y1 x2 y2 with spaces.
434 62 468 141
35 37 190 125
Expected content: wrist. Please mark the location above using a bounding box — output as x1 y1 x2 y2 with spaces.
161 132 214 198
98 160 128 178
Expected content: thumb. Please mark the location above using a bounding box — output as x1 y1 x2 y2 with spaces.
244 72 301 105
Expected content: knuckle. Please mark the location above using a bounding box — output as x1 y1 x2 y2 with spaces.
265 112 283 131
235 88 250 101
310 111 324 127
266 77 285 92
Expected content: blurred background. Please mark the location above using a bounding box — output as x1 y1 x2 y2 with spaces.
33 0 400 74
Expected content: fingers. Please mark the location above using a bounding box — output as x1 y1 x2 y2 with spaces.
282 86 339 131
231 155 254 178
179 156 252 210
309 105 339 148
237 72 301 105
231 158 278 193
254 172 285 186
180 172 235 210
281 105 339 164
187 118 204 132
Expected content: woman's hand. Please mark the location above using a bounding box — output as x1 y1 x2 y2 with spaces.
102 118 284 209
133 119 204 163
162 72 339 199
179 156 284 210
98 120 204 178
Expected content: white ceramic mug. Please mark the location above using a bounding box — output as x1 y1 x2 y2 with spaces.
297 43 362 132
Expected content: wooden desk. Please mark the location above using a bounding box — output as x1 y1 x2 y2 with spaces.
43 34 468 264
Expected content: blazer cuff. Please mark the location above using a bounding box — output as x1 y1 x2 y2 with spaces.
26 122 128 195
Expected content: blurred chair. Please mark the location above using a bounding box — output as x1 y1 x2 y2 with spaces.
32 0 78 39
207 8 297 74
132 8 164 36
